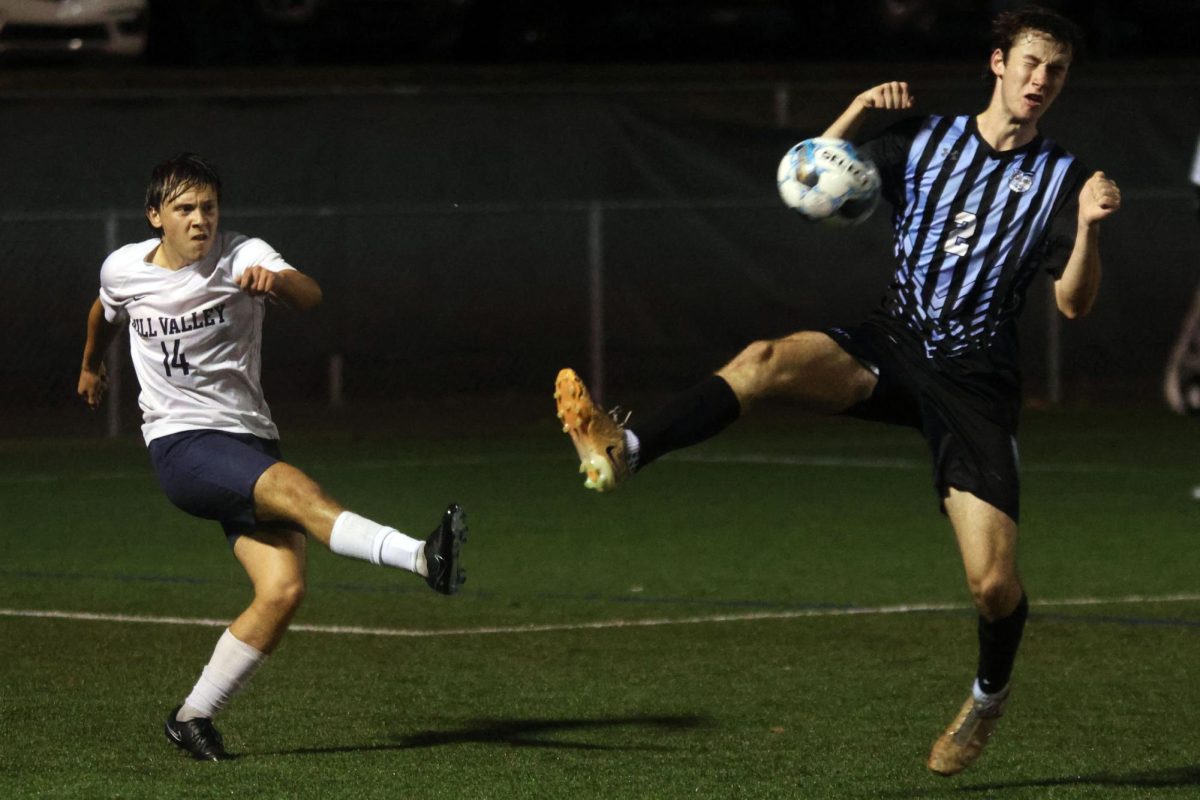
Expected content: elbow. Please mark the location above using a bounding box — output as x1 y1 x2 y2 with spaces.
1058 305 1083 321
1056 297 1092 320
295 284 322 311
291 290 322 313
1054 281 1096 320
288 273 323 311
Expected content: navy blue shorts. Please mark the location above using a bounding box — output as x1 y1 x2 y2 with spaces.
827 316 1022 522
148 429 283 543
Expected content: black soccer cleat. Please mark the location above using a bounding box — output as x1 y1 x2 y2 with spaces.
164 705 233 761
424 503 467 595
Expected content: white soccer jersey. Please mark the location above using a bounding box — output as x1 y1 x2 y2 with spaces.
98 231 296 444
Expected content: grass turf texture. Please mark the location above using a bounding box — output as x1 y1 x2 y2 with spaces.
1 404 1198 799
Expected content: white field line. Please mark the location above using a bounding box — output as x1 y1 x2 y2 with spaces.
671 453 1133 474
0 450 1145 486
3 593 1199 639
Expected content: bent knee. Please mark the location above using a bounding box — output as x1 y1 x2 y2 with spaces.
734 339 778 370
969 573 1022 620
258 577 307 614
726 337 790 386
256 462 320 505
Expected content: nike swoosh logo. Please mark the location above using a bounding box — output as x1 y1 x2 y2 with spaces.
132 295 146 301
166 726 182 742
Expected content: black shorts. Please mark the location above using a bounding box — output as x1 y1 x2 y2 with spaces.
827 316 1022 522
148 429 284 544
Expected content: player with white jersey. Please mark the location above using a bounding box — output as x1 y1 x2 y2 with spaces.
100 232 290 441
77 153 469 762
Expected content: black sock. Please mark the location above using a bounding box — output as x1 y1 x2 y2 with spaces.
976 593 1029 695
629 375 741 469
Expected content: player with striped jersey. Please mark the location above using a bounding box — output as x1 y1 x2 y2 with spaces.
78 154 469 761
555 6 1119 776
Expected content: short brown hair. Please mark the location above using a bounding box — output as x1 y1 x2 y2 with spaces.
145 153 222 212
990 5 1084 59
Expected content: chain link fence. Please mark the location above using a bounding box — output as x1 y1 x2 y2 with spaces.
2 65 1197 437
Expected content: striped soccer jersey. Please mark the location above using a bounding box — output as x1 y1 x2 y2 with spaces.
860 114 1088 360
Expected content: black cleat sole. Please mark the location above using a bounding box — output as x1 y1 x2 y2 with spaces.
426 503 468 595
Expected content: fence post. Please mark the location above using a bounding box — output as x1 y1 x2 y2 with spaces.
773 82 789 129
328 353 344 408
104 211 122 438
588 203 606 406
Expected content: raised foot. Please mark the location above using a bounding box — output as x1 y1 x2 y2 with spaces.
424 503 467 595
554 368 628 492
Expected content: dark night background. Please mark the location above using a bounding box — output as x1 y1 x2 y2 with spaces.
1 0 1198 437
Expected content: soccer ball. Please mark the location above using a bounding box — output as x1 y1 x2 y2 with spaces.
777 137 881 226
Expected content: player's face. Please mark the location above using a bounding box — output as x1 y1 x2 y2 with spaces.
992 31 1071 124
146 184 220 268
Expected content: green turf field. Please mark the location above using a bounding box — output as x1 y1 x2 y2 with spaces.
2 404 1198 799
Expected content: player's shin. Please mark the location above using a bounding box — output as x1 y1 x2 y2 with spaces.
630 375 741 468
329 510 424 574
177 628 267 722
975 592 1029 695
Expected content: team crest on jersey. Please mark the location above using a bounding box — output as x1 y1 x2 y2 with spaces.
1008 170 1035 193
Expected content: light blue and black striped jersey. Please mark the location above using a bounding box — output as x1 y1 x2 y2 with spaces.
860 114 1087 359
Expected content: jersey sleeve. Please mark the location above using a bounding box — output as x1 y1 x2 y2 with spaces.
858 116 923 210
229 236 296 282
97 251 130 324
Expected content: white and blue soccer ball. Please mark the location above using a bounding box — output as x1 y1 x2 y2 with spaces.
776 137 881 226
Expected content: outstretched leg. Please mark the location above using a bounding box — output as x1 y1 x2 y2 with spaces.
927 488 1026 776
252 461 467 594
555 331 876 490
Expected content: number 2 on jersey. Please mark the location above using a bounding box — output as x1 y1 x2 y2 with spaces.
943 211 977 257
160 340 191 377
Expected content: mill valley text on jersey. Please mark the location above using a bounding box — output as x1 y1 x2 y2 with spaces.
129 304 229 339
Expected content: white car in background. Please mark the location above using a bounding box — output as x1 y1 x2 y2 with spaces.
0 0 148 59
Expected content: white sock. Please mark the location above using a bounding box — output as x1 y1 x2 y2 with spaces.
972 678 1008 704
624 429 641 472
329 510 424 575
177 629 267 721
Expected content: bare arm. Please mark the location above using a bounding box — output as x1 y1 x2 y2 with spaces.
1055 171 1121 319
78 297 121 409
1164 284 1200 413
822 81 914 141
238 266 323 311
